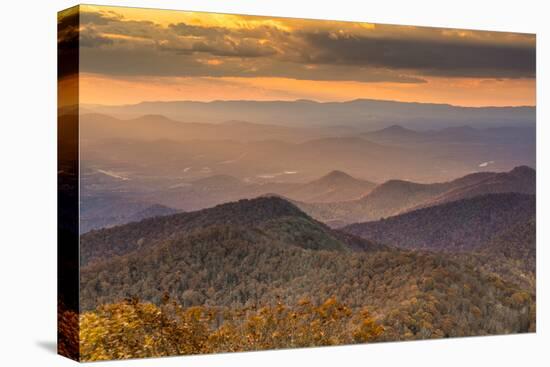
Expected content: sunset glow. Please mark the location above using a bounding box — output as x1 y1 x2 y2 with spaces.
62 5 536 107
78 73 535 107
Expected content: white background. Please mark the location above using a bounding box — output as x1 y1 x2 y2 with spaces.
1 0 548 365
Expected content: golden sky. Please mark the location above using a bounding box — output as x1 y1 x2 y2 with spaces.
60 5 536 107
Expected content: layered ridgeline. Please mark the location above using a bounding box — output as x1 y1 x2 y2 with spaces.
80 196 383 266
154 169 377 211
79 196 535 346
300 166 535 227
84 99 535 130
80 195 180 233
362 124 535 146
80 113 324 143
342 192 536 291
79 170 376 232
80 111 535 191
79 166 533 232
342 193 535 252
280 170 376 203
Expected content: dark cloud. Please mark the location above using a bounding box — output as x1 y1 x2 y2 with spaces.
191 40 278 58
58 10 79 51
80 46 425 83
301 32 535 78
79 10 121 25
168 23 281 57
74 9 535 81
58 8 79 79
169 22 228 38
80 32 113 48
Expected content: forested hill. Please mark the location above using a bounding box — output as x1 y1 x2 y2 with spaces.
410 165 535 211
78 192 535 344
342 193 535 251
296 165 535 227
481 217 536 273
80 196 383 266
80 219 535 338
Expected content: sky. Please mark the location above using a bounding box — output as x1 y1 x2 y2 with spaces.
59 5 536 107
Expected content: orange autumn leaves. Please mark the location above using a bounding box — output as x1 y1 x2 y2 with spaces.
78 296 383 361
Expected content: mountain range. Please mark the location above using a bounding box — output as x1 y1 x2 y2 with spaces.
279 170 376 203
79 194 535 340
79 166 535 232
80 113 326 143
299 166 535 227
362 124 535 146
80 196 384 266
80 194 180 233
342 192 535 252
72 98 536 349
82 98 535 130
80 170 377 232
78 111 535 188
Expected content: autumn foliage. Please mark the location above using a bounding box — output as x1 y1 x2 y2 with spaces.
58 304 79 360
79 296 383 361
66 196 535 362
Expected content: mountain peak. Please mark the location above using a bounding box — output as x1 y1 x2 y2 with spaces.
80 195 349 266
322 170 354 181
510 165 535 176
220 196 306 219
135 114 174 122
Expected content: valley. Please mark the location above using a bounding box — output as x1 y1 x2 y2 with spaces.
69 108 537 360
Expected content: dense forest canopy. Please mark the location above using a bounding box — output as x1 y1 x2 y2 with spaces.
73 187 536 361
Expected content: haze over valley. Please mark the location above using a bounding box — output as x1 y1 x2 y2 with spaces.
77 102 535 232
73 101 536 352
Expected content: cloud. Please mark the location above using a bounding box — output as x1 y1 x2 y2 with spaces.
80 47 425 83
80 31 114 48
163 37 279 58
79 10 121 25
58 7 79 79
169 22 228 38
73 7 535 82
301 31 535 78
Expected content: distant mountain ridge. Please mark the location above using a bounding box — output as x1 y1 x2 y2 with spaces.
298 166 535 226
410 165 535 211
80 111 535 187
82 98 535 130
80 194 181 233
79 112 324 143
342 192 535 252
79 170 378 233
280 170 376 203
80 166 534 233
363 124 535 146
151 170 377 212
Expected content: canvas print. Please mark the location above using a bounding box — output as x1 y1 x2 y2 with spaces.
58 4 536 362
